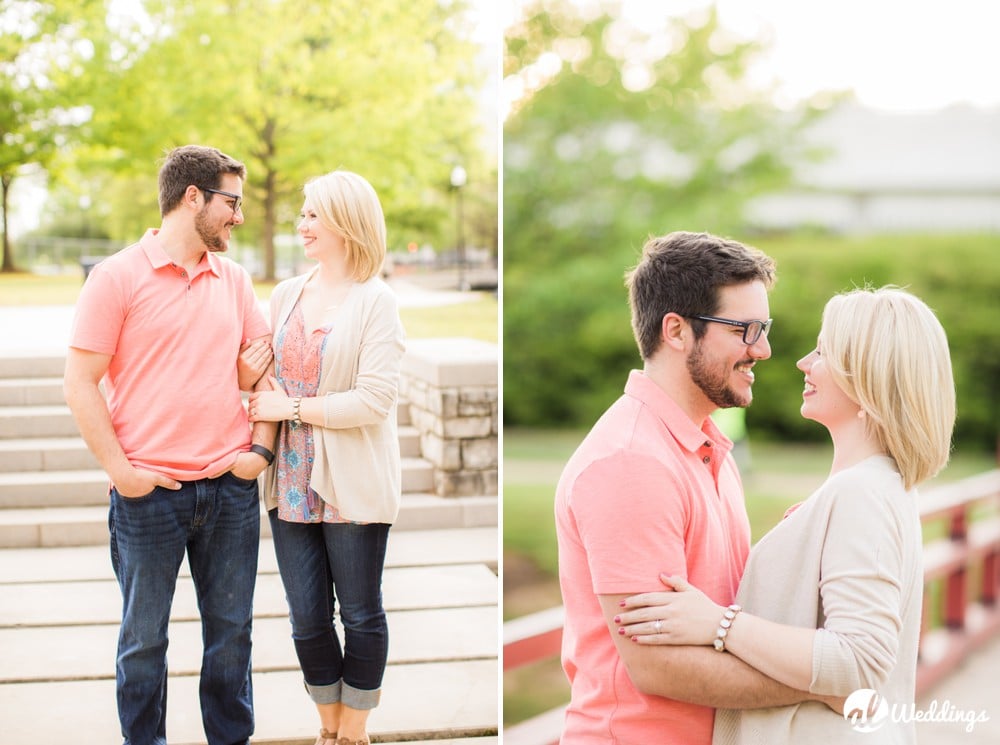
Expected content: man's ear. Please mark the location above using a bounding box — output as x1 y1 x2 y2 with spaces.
660 312 688 352
184 184 202 210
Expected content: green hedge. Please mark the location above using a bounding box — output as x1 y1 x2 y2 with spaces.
748 234 999 449
503 233 1000 452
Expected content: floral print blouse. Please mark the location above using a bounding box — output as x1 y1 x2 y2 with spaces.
273 300 359 524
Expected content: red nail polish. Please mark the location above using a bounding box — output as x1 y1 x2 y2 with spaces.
613 616 620 624
619 600 626 607
618 627 625 635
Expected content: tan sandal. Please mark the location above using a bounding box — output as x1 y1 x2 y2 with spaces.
315 730 338 745
336 738 370 745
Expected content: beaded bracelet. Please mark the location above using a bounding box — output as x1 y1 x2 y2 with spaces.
713 604 742 652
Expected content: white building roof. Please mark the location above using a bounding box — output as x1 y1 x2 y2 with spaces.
795 103 1000 192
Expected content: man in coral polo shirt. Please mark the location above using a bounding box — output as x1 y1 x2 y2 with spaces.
64 145 276 745
555 232 816 744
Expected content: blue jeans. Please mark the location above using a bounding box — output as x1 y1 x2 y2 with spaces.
268 510 390 710
109 472 260 745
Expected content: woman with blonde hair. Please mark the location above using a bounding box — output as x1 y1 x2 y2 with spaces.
616 286 955 744
248 170 405 745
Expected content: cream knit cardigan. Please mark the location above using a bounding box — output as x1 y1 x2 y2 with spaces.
714 456 922 745
261 269 406 524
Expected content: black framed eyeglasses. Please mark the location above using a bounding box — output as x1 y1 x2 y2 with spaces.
687 315 773 345
202 187 243 214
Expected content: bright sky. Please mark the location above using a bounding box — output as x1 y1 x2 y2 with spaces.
504 0 1000 112
470 0 501 144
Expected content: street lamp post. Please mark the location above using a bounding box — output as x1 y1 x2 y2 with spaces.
450 165 468 291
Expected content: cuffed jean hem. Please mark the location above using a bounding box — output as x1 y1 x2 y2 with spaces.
342 681 381 710
305 678 342 705
304 679 381 710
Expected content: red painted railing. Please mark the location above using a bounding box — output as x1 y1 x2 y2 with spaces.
503 469 1000 745
915 469 1000 692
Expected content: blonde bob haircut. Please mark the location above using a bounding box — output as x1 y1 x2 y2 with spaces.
819 287 956 490
303 170 387 282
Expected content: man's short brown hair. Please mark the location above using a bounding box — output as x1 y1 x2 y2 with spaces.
625 231 776 360
158 145 247 217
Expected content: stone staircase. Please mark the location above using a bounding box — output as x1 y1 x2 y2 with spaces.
0 352 498 744
0 354 497 548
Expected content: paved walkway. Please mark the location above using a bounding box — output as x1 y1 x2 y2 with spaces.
0 275 479 356
915 633 1000 744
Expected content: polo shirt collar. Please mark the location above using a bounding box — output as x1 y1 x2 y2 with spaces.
624 369 733 454
139 228 222 278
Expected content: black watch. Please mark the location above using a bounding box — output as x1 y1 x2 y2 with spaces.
249 444 275 465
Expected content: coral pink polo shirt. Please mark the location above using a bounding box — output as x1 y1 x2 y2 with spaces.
555 370 751 744
69 229 270 481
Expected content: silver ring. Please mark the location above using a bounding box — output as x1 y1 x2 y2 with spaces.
654 619 662 633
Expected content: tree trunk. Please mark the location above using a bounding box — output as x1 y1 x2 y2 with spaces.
257 118 277 281
263 165 276 281
1 174 17 273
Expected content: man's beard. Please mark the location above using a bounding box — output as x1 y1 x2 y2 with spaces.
686 339 751 409
195 208 229 252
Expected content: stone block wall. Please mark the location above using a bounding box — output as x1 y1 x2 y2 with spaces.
400 338 498 497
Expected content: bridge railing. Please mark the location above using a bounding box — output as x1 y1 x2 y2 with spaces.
502 469 1000 745
915 469 1000 691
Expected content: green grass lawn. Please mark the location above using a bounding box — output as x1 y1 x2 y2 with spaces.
0 272 85 305
399 295 497 342
502 428 997 725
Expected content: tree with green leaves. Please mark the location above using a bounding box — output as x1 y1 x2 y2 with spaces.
0 0 104 272
60 0 492 279
503 1 823 426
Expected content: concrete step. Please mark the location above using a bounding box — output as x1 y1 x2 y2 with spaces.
0 353 65 379
0 563 497 628
0 436 100 471
0 560 499 624
0 493 498 548
0 529 499 583
0 427 422 471
0 528 499 744
0 377 65 406
0 662 498 744
0 469 109 507
1 605 498 682
391 493 498 532
0 405 80 438
0 401 415 440
0 457 435 509
0 353 413 423
398 424 421 457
